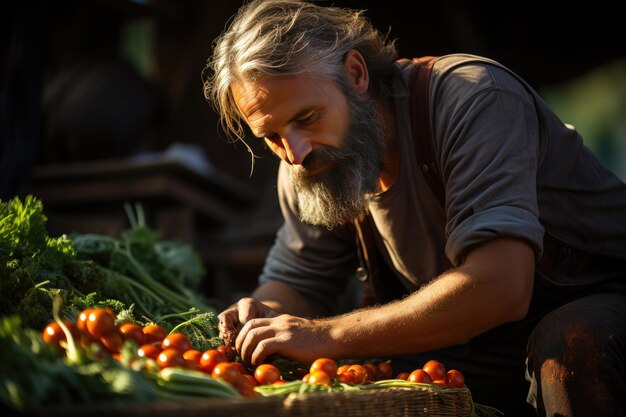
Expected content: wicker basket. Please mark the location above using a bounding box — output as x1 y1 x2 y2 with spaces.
26 386 474 417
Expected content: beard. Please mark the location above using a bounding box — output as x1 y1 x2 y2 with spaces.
290 88 386 229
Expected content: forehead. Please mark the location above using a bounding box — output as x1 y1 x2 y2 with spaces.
231 73 342 131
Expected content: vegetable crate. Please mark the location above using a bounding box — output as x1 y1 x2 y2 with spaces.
26 386 475 417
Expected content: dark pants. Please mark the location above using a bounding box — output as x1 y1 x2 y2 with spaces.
390 279 626 417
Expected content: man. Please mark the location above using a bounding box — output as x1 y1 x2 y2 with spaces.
203 1 626 415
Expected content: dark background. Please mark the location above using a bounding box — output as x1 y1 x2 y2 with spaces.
1 0 624 302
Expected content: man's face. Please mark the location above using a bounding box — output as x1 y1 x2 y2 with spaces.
232 73 385 228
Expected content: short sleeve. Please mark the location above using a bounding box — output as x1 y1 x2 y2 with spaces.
433 64 545 265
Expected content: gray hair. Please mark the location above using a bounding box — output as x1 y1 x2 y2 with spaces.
203 0 398 142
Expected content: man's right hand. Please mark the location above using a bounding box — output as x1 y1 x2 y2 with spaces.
217 297 281 346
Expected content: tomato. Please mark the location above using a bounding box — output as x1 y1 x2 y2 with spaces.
363 362 377 382
228 361 247 375
376 360 394 381
307 370 332 386
183 349 203 364
118 323 145 346
212 362 241 384
336 363 364 385
433 379 448 387
302 373 311 383
336 364 352 375
77 308 94 332
185 360 203 371
445 369 465 388
336 372 351 384
310 358 338 378
422 359 446 381
161 332 192 352
157 348 186 368
347 364 368 384
100 332 122 353
199 349 227 374
242 374 259 387
42 321 78 348
408 369 433 384
396 372 410 380
232 374 259 397
143 324 167 344
138 343 161 360
254 363 281 385
217 345 237 362
86 308 116 339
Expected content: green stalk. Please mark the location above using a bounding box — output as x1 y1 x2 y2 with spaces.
118 248 210 312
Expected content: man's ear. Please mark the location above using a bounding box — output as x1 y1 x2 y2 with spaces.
344 50 369 95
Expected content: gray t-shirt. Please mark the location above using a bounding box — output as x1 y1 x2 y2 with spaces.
259 54 626 315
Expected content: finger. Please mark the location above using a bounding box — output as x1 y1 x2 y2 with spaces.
237 297 261 325
218 309 240 345
250 338 279 366
237 318 273 365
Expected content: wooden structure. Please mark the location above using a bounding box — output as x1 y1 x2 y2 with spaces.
28 157 282 306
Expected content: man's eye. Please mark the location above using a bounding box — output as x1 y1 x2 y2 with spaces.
298 111 318 125
264 133 280 141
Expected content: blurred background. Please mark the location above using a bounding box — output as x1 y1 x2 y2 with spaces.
2 0 625 305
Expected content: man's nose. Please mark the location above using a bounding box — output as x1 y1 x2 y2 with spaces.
281 135 312 165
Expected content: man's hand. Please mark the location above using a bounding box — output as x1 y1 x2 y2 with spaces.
217 297 280 347
235 314 335 365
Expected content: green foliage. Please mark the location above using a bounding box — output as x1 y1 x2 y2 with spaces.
0 316 159 411
156 308 221 352
0 195 75 274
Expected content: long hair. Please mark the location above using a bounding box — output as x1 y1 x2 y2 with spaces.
203 0 398 143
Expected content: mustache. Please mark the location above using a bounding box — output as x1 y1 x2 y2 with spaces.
300 145 352 172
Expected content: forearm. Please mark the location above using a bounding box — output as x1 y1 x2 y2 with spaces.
326 237 535 359
251 280 321 318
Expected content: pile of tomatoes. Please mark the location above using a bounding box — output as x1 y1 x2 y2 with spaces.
42 307 465 398
396 359 465 388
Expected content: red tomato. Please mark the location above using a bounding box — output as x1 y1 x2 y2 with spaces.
347 364 369 384
422 360 446 381
242 374 259 387
157 348 186 368
376 360 394 381
42 321 78 348
228 361 247 375
363 362 377 382
336 364 351 375
161 332 192 352
143 324 167 344
433 379 448 387
138 343 161 360
445 369 465 388
254 363 281 385
199 349 227 374
212 362 241 384
408 369 433 384
307 370 332 386
118 323 145 346
100 332 122 353
183 349 203 364
86 308 116 339
217 345 237 362
396 372 410 380
310 358 338 378
232 374 259 397
77 308 94 332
